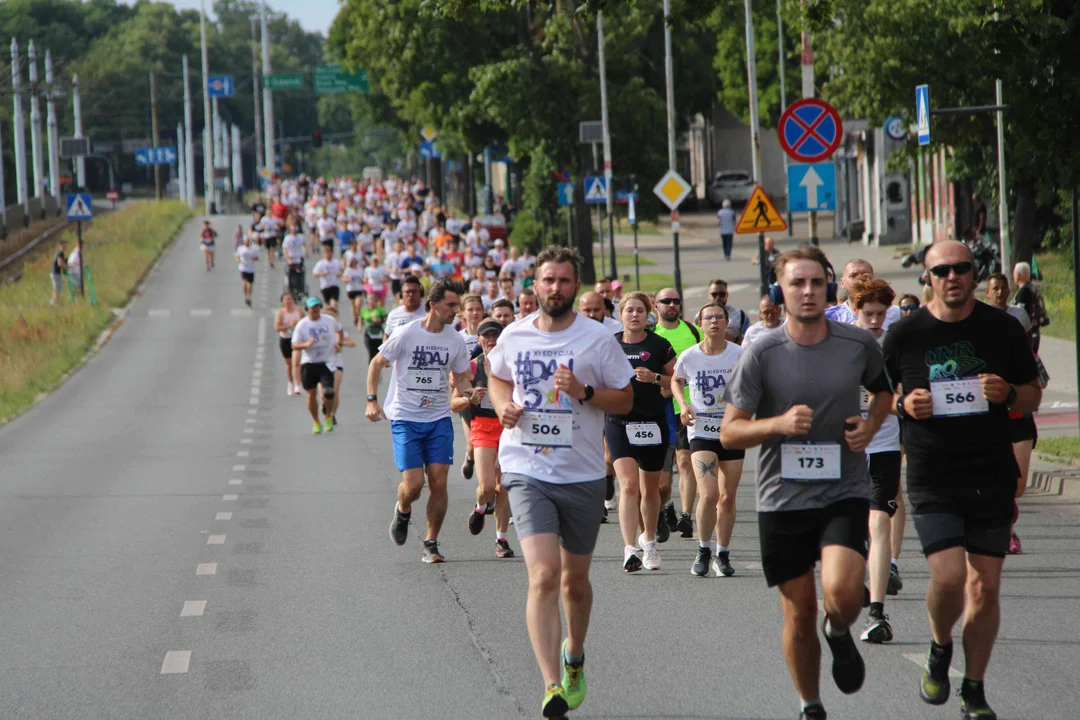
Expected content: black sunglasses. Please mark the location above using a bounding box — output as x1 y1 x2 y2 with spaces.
927 261 974 278
709 291 727 298
656 298 681 305
900 304 918 312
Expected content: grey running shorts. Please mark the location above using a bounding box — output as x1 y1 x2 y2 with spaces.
502 473 605 556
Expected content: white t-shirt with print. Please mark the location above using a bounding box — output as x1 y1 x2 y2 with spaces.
380 320 470 423
291 315 342 366
282 233 305 264
312 258 342 290
316 217 336 240
235 245 259 273
672 342 744 440
489 313 636 485
343 267 366 293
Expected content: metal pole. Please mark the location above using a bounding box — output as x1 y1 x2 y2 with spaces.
630 194 640 290
183 55 196 209
777 0 792 236
597 11 616 279
260 1 275 176
801 1 818 246
232 124 243 195
28 41 44 206
251 16 264 175
995 78 1010 269
1072 190 1079 435
177 122 186 203
45 51 60 210
745 0 768 296
662 0 682 297
150 71 162 200
77 220 84 297
200 0 215 214
12 39 30 216
0 120 7 232
592 142 605 277
71 73 85 189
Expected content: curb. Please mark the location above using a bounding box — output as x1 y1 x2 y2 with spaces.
1029 465 1080 499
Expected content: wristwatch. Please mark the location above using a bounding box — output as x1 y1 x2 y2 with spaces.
366 394 378 402
1004 384 1017 408
579 384 595 404
653 372 662 385
895 394 909 419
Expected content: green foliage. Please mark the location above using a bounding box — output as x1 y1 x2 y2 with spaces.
1033 248 1075 341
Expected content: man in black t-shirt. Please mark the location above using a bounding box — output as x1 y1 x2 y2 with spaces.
883 240 1041 720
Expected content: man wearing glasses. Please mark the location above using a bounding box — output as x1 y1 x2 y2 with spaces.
708 280 750 344
883 240 1041 720
742 295 785 348
654 288 702 538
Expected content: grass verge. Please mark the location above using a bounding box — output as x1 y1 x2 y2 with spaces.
1034 249 1074 341
0 201 193 422
1035 437 1080 463
614 253 656 268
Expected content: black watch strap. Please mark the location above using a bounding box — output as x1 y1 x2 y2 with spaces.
895 394 908 419
581 384 595 403
1005 384 1017 407
366 394 378 402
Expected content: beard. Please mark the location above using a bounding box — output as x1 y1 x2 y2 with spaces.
940 282 975 308
541 293 575 318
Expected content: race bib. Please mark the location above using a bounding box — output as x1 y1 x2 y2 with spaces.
521 409 573 448
479 393 494 410
688 412 723 441
930 377 988 417
859 388 870 421
406 368 444 391
781 442 841 483
626 422 661 446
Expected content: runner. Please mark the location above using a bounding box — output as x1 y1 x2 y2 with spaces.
848 277 902 644
199 220 217 271
234 235 260 307
721 245 893 720
458 295 486 481
385 276 425 337
743 295 785 347
342 256 367 328
672 302 745 578
708 279 750 344
312 244 343 311
606 291 676 572
359 291 389 364
367 278 477 564
717 198 736 260
453 319 515 558
323 306 357 429
885 240 1041 720
363 254 391 306
283 222 307 301
291 296 344 435
653 287 702 540
486 246 634 718
577 291 622 333
517 288 539 318
275 292 303 396
825 258 901 326
489 298 516 329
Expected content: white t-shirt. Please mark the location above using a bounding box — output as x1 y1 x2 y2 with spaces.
717 208 736 235
312 259 342 289
235 245 259 273
316 217 336 240
672 342 744 440
826 301 902 329
380 320 470 423
363 265 389 289
602 316 624 333
742 320 785 348
385 251 405 279
489 313 636 485
282 234 305 264
291 315 342 366
343 267 366 293
68 247 81 273
386 305 426 337
865 331 901 454
459 329 479 357
481 294 499 312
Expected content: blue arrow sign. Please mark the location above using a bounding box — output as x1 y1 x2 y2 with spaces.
207 75 235 98
66 193 92 220
557 182 574 207
584 175 607 205
786 162 836 212
135 147 178 166
915 85 931 146
419 141 440 159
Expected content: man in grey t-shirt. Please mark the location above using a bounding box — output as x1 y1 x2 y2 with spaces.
720 245 892 720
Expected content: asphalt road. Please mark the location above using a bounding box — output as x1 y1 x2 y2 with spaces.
1 215 1078 719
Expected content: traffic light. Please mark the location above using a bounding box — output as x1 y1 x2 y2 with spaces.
311 128 323 148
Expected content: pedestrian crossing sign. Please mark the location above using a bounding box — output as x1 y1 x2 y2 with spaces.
65 193 93 220
584 176 608 204
736 186 787 234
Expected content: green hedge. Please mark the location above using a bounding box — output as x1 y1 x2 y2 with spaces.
0 201 193 422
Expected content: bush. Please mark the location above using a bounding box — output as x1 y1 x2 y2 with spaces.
0 201 193 421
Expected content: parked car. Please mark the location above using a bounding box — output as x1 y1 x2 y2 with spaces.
707 170 755 207
475 213 508 242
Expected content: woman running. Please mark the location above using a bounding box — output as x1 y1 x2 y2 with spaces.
235 234 259 307
275 292 303 396
451 319 515 558
672 302 745 578
358 291 388 364
363 254 390 305
342 256 367 328
457 295 486 480
199 220 217 271
850 278 901 643
605 291 677 572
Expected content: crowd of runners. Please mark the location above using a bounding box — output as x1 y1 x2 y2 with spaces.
199 173 1047 720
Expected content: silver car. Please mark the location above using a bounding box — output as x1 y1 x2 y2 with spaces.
708 170 755 207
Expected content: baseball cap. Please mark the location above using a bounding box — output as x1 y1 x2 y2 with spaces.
611 280 623 290
305 296 323 308
494 239 504 247
477 319 503 337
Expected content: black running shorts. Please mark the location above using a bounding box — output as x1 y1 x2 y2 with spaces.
910 484 1013 558
279 337 292 359
321 286 340 303
758 498 870 587
868 451 902 516
604 420 670 472
688 437 745 461
241 271 255 283
300 362 335 393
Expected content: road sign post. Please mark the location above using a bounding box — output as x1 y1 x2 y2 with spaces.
207 75 234 98
916 85 931 146
66 193 91 297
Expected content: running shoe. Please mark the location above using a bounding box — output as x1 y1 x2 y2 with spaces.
821 616 865 694
601 506 609 524
663 502 678 532
541 683 569 718
639 534 661 570
467 508 485 536
713 550 735 577
560 638 586 710
245 298 252 307
887 563 903 595
863 584 871 607
495 539 515 558
960 680 997 720
1008 533 1022 555
461 456 474 480
655 512 670 544
691 545 712 577
312 421 322 435
287 382 295 396
623 546 643 573
676 512 693 538
421 539 444 564
860 609 893 644
323 418 334 433
799 703 827 720
389 505 410 546
919 641 952 705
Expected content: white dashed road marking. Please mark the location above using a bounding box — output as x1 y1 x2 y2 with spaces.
190 309 212 317
228 479 243 485
196 563 217 576
223 494 238 501
207 535 226 545
231 308 254 317
241 438 252 444
160 650 192 674
232 465 246 471
216 512 233 521
902 653 962 678
180 601 207 617
237 451 249 457
148 309 170 318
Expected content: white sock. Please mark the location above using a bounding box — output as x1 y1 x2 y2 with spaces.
699 541 711 549
476 503 485 512
717 544 729 554
891 557 899 566
496 531 507 541
801 697 822 710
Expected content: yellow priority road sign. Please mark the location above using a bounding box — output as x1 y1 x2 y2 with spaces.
736 186 788 234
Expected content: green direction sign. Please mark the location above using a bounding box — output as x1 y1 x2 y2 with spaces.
264 73 304 91
313 64 369 95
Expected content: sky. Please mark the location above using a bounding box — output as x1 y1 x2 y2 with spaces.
119 1 337 35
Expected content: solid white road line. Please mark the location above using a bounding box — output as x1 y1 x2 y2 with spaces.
902 653 962 678
180 601 207 617
216 512 233 521
207 535 226 545
196 563 217 576
160 650 191 674
222 494 238 501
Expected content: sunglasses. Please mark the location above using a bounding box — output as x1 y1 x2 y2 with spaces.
709 291 728 298
927 261 974 278
900 304 918 312
656 298 681 305
701 314 728 322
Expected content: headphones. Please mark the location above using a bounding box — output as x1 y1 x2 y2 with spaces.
767 256 838 307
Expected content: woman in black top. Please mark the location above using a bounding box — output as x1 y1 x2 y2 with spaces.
604 291 676 573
